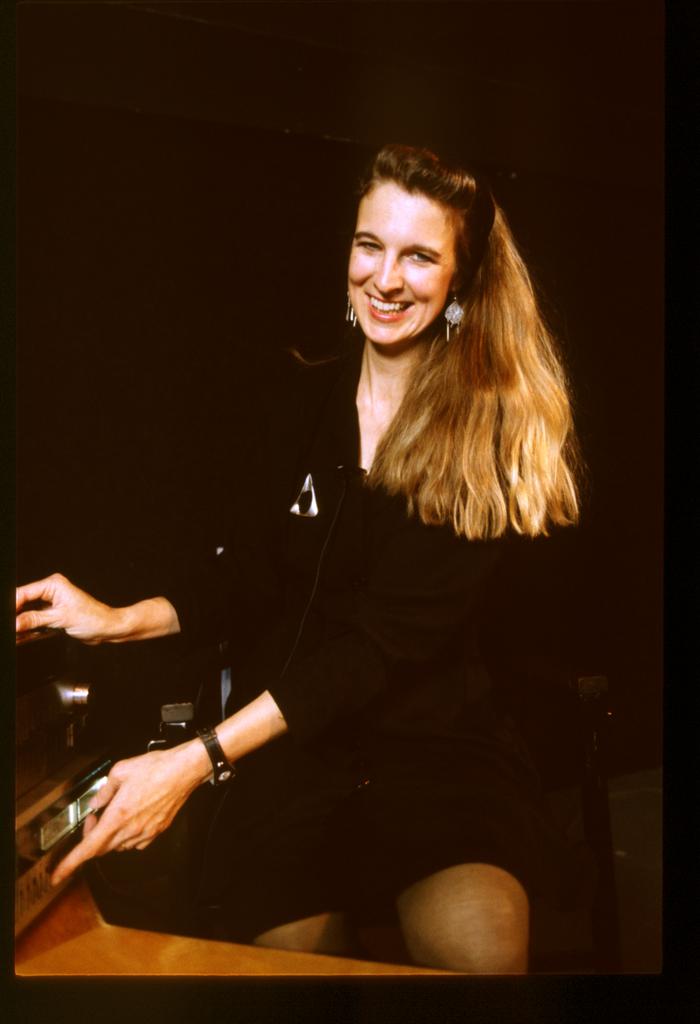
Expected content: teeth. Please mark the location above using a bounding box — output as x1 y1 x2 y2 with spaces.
370 297 408 312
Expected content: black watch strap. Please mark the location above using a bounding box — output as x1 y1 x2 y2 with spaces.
197 727 235 785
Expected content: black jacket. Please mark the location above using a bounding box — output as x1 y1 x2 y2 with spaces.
162 339 503 750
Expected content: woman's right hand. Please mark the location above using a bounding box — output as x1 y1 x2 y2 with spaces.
15 573 117 644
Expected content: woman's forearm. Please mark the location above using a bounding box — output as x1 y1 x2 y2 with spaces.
107 597 181 642
180 690 290 787
49 689 288 885
16 575 182 645
215 690 289 762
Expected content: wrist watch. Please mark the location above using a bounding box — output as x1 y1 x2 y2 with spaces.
197 727 235 785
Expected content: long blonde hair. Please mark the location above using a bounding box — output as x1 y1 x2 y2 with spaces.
361 145 580 539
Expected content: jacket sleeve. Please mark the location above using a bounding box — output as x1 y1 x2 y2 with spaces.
266 507 502 743
155 346 300 649
158 543 257 651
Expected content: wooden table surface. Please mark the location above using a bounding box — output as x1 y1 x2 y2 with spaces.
15 878 448 976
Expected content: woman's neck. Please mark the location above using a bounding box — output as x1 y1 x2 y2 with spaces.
355 337 427 470
357 338 425 416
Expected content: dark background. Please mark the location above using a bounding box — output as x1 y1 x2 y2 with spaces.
16 1 664 776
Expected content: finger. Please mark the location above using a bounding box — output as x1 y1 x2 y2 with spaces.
118 833 150 851
16 608 60 633
88 777 119 812
82 812 100 836
16 577 59 610
50 811 124 885
50 834 102 886
51 824 127 886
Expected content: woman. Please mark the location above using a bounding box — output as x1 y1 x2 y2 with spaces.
16 145 581 973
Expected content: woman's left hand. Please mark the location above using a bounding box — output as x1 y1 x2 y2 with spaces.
50 741 211 886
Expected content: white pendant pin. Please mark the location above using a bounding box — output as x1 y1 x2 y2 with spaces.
290 473 319 517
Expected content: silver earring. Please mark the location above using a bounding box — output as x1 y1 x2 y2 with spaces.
444 297 464 341
346 294 358 327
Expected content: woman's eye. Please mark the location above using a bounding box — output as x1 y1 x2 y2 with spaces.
357 240 380 252
410 251 433 264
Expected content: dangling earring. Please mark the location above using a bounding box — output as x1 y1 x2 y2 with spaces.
346 294 358 327
444 297 464 341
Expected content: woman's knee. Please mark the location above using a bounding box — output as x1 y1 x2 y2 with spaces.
396 863 530 974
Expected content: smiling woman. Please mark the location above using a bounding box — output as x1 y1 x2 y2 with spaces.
350 145 579 540
349 183 458 347
16 143 584 974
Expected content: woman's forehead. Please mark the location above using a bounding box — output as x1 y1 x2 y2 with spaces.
356 182 456 246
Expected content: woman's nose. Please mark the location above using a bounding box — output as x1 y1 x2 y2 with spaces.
375 254 402 292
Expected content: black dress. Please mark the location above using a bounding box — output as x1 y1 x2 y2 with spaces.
161 338 588 941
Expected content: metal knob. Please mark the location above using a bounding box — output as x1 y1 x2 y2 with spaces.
55 682 90 708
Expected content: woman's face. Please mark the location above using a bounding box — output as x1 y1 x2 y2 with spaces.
348 181 457 351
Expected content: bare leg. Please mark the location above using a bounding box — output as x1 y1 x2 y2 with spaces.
253 911 355 956
396 863 530 974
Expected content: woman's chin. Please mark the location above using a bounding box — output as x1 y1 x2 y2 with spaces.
361 326 437 358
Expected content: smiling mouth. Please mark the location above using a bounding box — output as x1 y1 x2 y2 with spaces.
368 296 412 315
